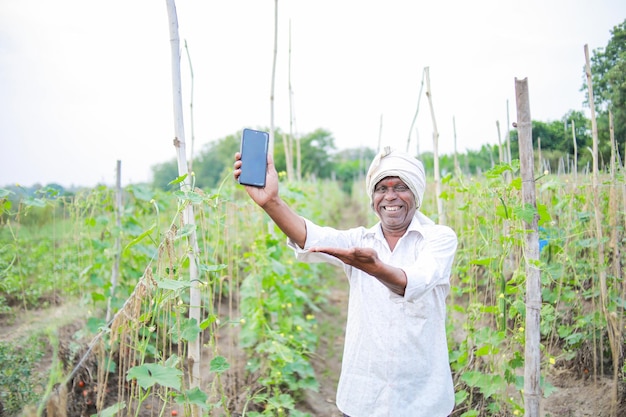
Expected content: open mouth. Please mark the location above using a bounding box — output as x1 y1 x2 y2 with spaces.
383 206 402 212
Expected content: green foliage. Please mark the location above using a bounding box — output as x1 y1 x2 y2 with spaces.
1 145 625 416
0 336 46 414
238 231 324 415
587 18 626 162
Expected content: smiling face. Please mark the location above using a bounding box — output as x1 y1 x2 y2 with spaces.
373 176 417 236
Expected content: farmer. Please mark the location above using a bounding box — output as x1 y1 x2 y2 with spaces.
233 146 458 417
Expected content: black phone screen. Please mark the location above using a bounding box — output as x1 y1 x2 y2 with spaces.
239 128 269 187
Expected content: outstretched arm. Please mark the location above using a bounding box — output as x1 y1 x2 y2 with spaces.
310 246 407 296
234 152 307 248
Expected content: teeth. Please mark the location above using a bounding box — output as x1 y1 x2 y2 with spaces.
385 206 400 211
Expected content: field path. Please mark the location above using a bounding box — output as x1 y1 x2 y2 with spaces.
0 299 87 343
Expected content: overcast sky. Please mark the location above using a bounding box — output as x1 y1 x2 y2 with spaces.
1 0 624 188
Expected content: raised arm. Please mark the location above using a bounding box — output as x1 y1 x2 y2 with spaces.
234 152 307 248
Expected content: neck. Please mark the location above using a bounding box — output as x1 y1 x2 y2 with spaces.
382 228 406 251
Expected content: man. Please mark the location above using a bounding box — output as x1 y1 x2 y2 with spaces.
234 146 458 417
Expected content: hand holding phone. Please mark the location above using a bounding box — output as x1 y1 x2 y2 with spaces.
238 128 269 187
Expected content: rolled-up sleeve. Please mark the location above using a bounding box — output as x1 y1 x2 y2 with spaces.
391 225 458 303
287 218 356 268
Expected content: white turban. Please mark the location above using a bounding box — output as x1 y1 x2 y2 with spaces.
365 146 426 210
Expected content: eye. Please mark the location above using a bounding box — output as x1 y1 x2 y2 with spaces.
374 186 388 194
394 185 409 193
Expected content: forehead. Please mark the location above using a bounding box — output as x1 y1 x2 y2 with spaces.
375 176 406 187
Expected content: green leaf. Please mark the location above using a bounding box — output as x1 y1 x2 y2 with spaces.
92 401 126 417
455 389 469 405
470 257 494 266
537 202 551 226
199 263 228 272
126 363 182 391
513 203 537 224
174 190 206 204
180 318 202 342
176 223 196 238
156 278 192 290
128 184 154 202
168 173 188 185
24 197 46 207
510 176 522 190
475 345 491 356
123 224 156 252
0 188 13 198
199 314 217 330
175 387 210 407
209 356 231 374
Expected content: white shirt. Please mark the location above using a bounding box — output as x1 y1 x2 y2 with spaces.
288 212 458 417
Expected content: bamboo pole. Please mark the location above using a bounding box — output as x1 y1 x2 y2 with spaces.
288 19 301 181
184 41 196 172
406 68 426 153
585 44 619 417
377 114 383 152
506 100 512 164
424 67 444 224
106 160 122 323
571 120 578 180
453 116 460 176
165 2 201 413
269 0 278 159
515 78 541 417
496 120 503 163
537 136 541 174
608 109 623 415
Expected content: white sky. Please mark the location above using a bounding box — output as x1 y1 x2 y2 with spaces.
1 0 624 188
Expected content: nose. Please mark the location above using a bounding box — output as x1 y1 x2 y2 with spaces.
384 188 398 199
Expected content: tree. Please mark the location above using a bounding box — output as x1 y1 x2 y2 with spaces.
275 128 337 179
587 19 626 150
332 146 377 194
191 133 239 189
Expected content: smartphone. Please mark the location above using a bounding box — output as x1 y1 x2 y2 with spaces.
238 128 269 187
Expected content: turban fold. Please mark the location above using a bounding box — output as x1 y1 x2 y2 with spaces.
365 146 426 210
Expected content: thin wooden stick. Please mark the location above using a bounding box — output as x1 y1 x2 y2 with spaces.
585 43 619 417
269 0 278 156
496 120 503 163
406 68 426 153
106 160 122 323
453 116 460 176
377 114 383 152
571 120 578 181
184 40 196 172
288 19 301 181
425 67 444 224
515 77 541 417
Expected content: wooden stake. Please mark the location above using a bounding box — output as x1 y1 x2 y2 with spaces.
165 3 201 414
515 77 541 417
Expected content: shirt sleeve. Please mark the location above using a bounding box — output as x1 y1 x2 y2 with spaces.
392 225 458 303
286 218 353 269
